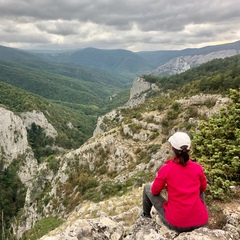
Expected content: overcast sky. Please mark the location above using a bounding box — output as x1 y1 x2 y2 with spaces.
0 0 239 52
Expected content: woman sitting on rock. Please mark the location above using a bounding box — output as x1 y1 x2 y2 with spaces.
142 131 208 232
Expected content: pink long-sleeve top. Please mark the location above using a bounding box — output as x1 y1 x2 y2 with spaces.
151 158 208 228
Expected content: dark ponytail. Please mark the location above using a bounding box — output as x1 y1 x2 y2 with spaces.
172 145 189 166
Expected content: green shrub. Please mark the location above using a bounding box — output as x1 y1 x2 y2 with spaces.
147 144 161 154
192 89 240 200
185 106 199 119
171 101 181 111
204 98 217 108
166 109 178 121
21 217 64 240
128 123 142 134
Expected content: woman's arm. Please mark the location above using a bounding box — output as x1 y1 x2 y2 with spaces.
151 165 168 195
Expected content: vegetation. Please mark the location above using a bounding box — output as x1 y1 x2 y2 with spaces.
143 54 240 95
27 123 56 162
192 89 240 200
21 217 64 240
0 51 131 107
0 159 27 240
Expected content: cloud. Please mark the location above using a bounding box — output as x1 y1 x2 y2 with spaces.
0 0 239 51
36 20 80 36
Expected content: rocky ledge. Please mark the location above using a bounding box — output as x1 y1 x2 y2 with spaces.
40 204 240 240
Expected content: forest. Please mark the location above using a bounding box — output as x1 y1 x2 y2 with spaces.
143 54 240 95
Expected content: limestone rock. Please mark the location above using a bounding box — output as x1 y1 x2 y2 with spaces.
40 217 125 240
152 49 240 76
126 77 159 106
0 107 29 167
39 206 240 240
129 208 240 240
20 110 58 138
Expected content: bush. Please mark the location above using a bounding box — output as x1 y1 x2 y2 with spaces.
192 89 240 200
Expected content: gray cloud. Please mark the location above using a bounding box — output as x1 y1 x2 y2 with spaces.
0 0 239 51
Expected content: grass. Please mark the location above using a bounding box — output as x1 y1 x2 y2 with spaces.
21 217 64 240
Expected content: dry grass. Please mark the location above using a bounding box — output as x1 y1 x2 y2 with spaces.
207 198 240 229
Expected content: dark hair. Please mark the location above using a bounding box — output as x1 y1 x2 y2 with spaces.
172 145 189 166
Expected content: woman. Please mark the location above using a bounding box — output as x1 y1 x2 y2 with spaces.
142 132 208 232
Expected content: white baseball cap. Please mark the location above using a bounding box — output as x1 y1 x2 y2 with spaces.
168 132 191 150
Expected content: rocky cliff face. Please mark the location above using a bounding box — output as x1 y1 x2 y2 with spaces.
126 77 160 106
152 49 240 76
0 107 57 170
93 77 159 136
0 107 59 237
0 107 29 168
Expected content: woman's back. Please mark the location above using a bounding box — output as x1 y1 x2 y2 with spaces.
162 160 208 228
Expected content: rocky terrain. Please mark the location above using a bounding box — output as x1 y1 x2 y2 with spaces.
1 77 239 239
39 187 240 240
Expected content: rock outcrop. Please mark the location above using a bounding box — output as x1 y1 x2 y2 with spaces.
126 77 159 106
0 107 60 237
0 107 29 168
40 203 240 240
20 110 58 138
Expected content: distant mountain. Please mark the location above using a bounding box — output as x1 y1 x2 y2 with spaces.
31 47 154 76
137 40 240 66
137 40 240 75
30 40 240 77
151 49 240 76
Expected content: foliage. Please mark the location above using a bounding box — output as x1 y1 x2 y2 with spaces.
27 123 56 162
0 51 131 108
59 163 99 212
0 159 27 239
100 171 153 200
192 89 240 200
21 217 64 240
47 155 61 174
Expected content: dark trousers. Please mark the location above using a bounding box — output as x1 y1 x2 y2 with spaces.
142 184 206 232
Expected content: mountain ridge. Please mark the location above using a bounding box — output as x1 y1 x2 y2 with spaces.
28 39 240 76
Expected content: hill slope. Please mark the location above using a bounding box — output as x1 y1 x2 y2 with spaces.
0 45 132 108
31 47 154 77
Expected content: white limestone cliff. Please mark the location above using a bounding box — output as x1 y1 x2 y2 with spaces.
126 77 160 106
93 77 160 136
0 107 29 168
20 110 58 138
152 49 240 76
0 107 60 238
